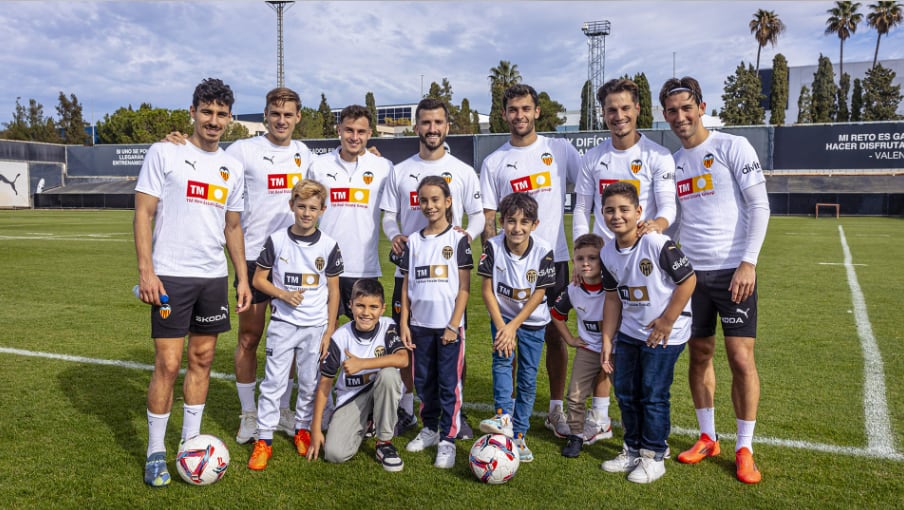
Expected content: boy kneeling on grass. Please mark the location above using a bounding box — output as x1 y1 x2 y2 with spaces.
306 279 409 472
598 182 696 484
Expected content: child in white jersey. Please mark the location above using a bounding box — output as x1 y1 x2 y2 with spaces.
550 233 613 458
246 179 343 471
598 182 696 484
391 175 472 469
477 192 556 463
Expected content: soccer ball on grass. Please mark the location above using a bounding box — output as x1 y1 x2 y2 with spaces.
175 434 230 485
468 434 520 484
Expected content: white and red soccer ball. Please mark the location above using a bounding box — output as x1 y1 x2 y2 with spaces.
175 434 230 486
469 434 520 484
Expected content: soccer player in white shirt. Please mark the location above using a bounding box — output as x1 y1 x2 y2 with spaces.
479 84 580 437
134 78 250 488
573 78 676 242
660 76 770 484
380 98 484 438
307 105 393 319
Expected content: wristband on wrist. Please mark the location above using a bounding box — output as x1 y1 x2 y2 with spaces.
445 324 458 334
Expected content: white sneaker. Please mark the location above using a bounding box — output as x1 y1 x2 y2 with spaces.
434 440 456 469
601 444 640 473
513 433 533 462
627 449 666 483
544 404 569 438
405 427 440 452
583 409 613 445
236 410 258 444
478 410 513 438
278 408 295 436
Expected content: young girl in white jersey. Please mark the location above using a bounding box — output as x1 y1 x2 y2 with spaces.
391 175 472 469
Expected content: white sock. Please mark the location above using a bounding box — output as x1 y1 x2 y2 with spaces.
401 392 414 415
280 378 294 409
147 410 170 456
591 397 610 418
181 403 205 441
549 399 564 413
695 407 716 439
736 419 756 452
236 382 257 413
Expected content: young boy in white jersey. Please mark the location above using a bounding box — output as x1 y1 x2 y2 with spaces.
306 280 409 472
550 233 613 458
307 105 393 320
477 192 556 462
134 78 250 487
391 175 472 469
598 182 696 484
246 179 343 471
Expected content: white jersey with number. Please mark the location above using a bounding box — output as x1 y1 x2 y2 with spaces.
671 131 767 271
320 318 403 408
307 148 392 277
226 136 314 261
480 135 580 262
577 134 677 241
600 233 694 345
135 141 244 278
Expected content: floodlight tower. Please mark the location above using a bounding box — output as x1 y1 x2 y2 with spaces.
266 1 295 88
581 20 611 130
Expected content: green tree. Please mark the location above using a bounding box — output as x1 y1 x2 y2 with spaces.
8 98 61 143
95 103 191 144
454 97 476 134
825 1 863 78
862 63 903 119
810 54 838 123
55 92 89 144
365 92 378 137
797 85 813 123
579 80 600 131
318 93 335 137
2 97 29 140
535 91 566 132
867 1 903 68
634 72 654 129
719 62 765 125
294 107 326 138
749 9 786 72
851 77 864 120
837 72 852 121
488 60 522 133
221 121 251 142
770 53 789 125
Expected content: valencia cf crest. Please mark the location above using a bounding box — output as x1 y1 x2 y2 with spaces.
703 154 714 169
315 257 326 271
294 152 302 167
630 159 642 174
639 258 653 277
159 303 172 319
541 152 553 166
442 172 452 184
393 299 401 314
526 269 538 284
363 171 374 185
442 246 453 260
219 166 230 181
374 346 386 357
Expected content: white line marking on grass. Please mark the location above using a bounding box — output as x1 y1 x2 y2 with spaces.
838 225 897 457
2 345 902 461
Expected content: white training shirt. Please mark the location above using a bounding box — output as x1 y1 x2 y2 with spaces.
600 233 694 345
307 148 392 278
575 134 677 241
480 135 580 263
477 234 557 328
135 141 244 278
320 317 403 408
551 282 606 353
671 131 768 271
256 228 344 327
226 136 314 261
390 225 473 329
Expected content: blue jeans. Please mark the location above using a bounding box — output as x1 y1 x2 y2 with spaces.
409 325 465 441
612 332 686 457
491 321 546 436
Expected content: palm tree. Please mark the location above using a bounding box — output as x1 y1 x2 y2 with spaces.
488 60 522 90
825 1 864 78
867 1 904 68
749 9 786 72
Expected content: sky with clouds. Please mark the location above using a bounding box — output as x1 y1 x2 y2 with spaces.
3 1 903 126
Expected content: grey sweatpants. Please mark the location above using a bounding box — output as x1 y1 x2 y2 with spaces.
324 367 402 463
